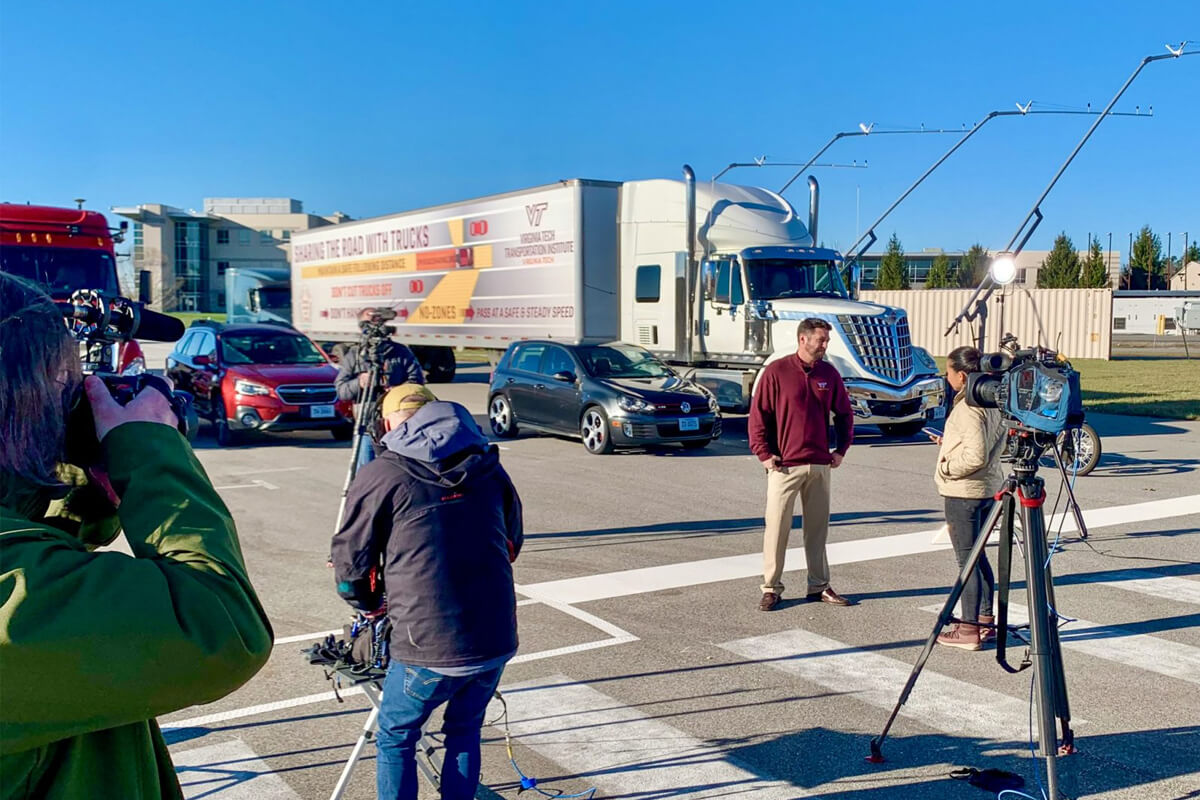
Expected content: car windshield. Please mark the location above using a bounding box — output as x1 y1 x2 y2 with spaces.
744 258 848 300
221 332 326 364
0 245 120 297
578 344 672 379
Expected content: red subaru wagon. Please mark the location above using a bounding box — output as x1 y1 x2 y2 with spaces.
166 320 353 446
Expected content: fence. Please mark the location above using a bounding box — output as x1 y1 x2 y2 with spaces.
860 288 1113 360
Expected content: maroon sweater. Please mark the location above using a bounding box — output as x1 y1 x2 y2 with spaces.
749 355 854 466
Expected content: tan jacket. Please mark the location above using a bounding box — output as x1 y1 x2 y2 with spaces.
934 393 1006 498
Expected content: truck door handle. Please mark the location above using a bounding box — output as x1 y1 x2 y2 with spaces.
534 383 547 390
505 378 515 385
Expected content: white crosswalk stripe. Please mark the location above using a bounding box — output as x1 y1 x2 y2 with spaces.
1069 569 1200 606
172 738 303 799
497 674 817 798
921 604 1200 686
718 629 1039 743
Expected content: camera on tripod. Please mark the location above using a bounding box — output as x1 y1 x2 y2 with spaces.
58 289 198 466
357 307 397 368
963 335 1084 440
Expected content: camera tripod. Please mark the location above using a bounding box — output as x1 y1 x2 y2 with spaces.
327 669 443 800
869 431 1089 799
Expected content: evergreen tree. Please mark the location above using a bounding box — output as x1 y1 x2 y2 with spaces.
1129 225 1165 289
958 243 990 287
924 253 953 288
1079 237 1110 288
1186 243 1200 265
1037 232 1081 288
875 233 910 290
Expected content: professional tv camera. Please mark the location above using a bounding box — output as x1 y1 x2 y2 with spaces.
356 307 397 370
963 334 1085 455
59 289 197 466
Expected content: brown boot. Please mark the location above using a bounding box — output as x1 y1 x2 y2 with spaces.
978 614 996 644
938 623 982 651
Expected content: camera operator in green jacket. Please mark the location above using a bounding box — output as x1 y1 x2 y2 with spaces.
0 274 274 799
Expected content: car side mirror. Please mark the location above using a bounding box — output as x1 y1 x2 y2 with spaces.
552 370 576 383
194 354 213 367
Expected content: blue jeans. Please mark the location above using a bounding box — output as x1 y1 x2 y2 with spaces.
354 432 376 473
376 661 506 800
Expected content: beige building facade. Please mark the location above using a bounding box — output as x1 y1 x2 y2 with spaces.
112 197 348 312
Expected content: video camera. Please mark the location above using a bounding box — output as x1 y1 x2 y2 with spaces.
357 307 397 369
59 290 197 465
964 335 1084 438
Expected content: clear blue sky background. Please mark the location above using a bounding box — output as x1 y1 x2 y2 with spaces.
2 1 1197 259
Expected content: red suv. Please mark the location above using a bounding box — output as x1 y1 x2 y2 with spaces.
166 321 353 446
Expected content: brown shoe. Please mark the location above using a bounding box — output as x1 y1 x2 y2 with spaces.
759 592 780 611
938 623 982 651
978 614 996 644
806 587 853 606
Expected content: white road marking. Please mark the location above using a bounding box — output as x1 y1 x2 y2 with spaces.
921 604 1200 686
1069 569 1200 606
172 738 303 799
523 495 1200 605
161 689 358 730
214 479 279 491
226 466 308 476
719 629 1038 743
273 629 342 646
497 674 814 798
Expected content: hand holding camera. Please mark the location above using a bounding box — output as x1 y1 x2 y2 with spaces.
84 375 179 440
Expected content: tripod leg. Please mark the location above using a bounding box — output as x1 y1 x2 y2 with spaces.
331 365 381 539
868 493 1009 762
1043 553 1076 756
995 492 1027 672
1018 478 1063 799
1052 445 1089 540
329 683 383 800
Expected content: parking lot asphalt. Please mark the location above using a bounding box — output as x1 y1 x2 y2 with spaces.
132 350 1200 800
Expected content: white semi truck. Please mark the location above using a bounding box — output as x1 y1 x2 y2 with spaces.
290 167 944 433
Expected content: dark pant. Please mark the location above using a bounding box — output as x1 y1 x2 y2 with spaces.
944 496 996 623
376 661 506 800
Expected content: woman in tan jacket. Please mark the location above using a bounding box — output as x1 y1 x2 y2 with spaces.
930 346 1006 650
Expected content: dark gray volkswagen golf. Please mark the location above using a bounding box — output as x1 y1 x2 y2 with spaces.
487 340 721 454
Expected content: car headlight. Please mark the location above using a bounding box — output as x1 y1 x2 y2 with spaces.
707 394 720 412
618 395 652 413
914 346 937 371
234 380 271 396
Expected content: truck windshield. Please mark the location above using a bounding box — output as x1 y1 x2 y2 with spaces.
221 333 327 365
259 286 291 310
0 245 120 297
578 343 672 379
744 259 847 300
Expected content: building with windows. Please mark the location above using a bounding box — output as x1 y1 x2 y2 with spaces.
112 197 348 312
855 247 1121 289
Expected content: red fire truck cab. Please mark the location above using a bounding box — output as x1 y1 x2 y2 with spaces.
0 203 146 373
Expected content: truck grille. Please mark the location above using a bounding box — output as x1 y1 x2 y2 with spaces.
277 384 337 405
836 314 914 384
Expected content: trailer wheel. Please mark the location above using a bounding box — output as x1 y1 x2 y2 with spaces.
413 346 456 383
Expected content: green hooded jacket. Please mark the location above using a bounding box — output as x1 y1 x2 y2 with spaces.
0 422 274 799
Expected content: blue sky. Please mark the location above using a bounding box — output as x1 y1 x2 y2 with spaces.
2 1 1197 259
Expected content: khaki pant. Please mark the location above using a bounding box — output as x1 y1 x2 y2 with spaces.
762 464 831 595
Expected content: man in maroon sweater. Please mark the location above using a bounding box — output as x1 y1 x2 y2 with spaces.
749 317 855 611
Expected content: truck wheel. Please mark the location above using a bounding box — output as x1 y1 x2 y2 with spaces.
879 420 926 438
1057 423 1101 476
331 425 354 442
488 394 519 438
580 406 613 455
414 346 456 383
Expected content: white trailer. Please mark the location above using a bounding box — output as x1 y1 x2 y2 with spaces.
291 169 944 431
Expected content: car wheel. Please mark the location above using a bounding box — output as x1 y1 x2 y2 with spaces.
214 397 240 447
331 425 354 442
1057 422 1101 476
681 438 711 450
488 394 519 438
580 405 613 455
879 420 926 438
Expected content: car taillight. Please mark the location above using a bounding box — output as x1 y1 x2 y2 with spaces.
121 356 146 376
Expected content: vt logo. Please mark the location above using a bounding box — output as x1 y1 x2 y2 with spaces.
525 202 549 226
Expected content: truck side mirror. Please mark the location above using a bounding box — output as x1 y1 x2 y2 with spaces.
138 270 153 304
